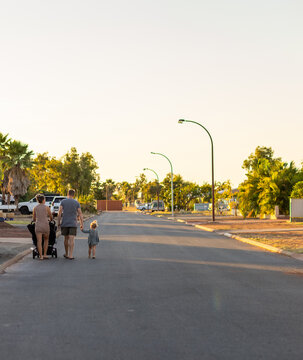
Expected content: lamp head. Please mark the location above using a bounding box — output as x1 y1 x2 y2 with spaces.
178 119 185 124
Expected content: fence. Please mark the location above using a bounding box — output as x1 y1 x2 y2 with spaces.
290 198 303 222
97 200 123 211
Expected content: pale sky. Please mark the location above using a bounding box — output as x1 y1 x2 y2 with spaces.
1 0 302 187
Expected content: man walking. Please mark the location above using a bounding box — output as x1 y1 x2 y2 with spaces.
57 189 84 260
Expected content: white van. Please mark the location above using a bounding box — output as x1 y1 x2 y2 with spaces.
151 200 165 212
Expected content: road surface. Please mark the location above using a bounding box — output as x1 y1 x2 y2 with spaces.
1 212 303 359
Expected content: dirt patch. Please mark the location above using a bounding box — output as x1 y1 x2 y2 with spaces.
0 224 30 238
0 222 14 229
190 219 303 231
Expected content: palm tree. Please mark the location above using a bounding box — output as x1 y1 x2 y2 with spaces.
1 140 34 208
104 179 116 200
0 133 11 203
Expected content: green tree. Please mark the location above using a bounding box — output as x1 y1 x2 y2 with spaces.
291 181 303 199
134 174 147 202
160 174 201 211
238 146 302 217
29 153 66 195
116 181 132 204
1 140 34 207
143 181 159 202
0 133 11 200
62 147 99 196
199 183 212 203
102 179 116 200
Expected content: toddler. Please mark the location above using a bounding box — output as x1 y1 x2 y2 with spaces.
81 220 100 259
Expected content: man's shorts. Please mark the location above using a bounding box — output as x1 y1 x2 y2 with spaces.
61 227 77 236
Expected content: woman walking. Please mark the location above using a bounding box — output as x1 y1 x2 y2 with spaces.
33 194 53 260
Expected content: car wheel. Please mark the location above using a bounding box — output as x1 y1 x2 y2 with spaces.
20 206 30 215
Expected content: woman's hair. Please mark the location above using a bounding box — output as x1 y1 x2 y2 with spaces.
90 220 98 229
36 194 45 204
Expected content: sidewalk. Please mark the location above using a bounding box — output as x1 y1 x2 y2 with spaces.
0 222 32 272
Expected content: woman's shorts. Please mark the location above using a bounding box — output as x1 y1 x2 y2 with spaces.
61 227 77 236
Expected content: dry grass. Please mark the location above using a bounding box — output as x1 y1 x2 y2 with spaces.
200 220 303 231
238 231 303 253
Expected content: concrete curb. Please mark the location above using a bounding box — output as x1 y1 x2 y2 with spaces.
194 224 215 232
191 224 295 258
196 226 303 260
145 213 303 261
224 233 286 254
0 248 32 274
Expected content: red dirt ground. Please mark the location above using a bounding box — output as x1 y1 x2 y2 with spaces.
0 222 31 238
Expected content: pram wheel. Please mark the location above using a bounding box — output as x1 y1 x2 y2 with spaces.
54 248 57 258
33 251 35 259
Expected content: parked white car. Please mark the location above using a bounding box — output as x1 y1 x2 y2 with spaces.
50 196 67 216
18 195 57 215
0 200 16 212
137 203 152 211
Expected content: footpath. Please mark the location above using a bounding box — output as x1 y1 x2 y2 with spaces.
147 212 303 262
0 222 32 273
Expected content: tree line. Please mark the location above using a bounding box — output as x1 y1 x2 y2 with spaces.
0 132 99 209
1 132 303 215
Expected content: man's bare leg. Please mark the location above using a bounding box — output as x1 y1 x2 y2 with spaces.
64 235 69 257
68 235 75 258
92 245 96 258
88 246 91 258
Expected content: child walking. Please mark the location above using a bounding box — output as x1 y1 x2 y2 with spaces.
81 220 100 259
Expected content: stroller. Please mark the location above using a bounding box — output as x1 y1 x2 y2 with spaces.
27 221 58 259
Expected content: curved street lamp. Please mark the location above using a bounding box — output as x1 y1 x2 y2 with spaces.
143 168 160 211
151 152 174 216
178 119 215 222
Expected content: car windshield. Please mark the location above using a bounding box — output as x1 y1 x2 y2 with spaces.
54 198 64 203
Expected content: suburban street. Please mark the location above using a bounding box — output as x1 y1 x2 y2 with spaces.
1 212 303 359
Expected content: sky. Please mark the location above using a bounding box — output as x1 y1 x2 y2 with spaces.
1 0 302 187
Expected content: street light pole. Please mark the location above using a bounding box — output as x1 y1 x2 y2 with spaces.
151 152 174 217
178 119 215 222
143 168 160 211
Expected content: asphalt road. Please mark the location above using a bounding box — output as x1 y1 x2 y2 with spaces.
1 212 303 360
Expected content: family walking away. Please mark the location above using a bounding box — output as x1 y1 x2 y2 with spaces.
30 189 100 261
81 220 100 259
